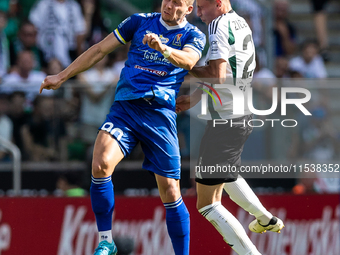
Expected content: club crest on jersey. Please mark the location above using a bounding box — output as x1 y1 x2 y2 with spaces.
172 34 183 46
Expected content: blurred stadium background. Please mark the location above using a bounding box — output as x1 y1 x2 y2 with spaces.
0 0 339 254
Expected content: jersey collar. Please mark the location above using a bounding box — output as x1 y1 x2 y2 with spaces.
209 9 234 26
159 16 187 30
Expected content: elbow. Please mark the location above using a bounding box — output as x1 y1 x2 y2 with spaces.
92 43 105 58
184 60 196 71
185 55 200 70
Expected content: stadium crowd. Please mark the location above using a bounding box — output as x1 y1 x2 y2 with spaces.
0 0 338 194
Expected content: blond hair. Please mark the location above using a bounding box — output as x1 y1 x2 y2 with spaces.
185 0 195 6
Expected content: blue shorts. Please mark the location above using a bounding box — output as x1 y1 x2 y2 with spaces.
99 99 181 179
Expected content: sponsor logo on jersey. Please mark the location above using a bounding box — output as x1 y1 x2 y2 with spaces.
135 65 168 76
211 40 218 53
172 34 183 46
145 31 169 44
159 35 169 44
139 49 171 64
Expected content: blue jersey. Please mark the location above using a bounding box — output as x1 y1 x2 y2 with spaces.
113 13 206 109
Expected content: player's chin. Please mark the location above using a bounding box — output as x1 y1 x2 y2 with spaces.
161 13 173 22
199 17 208 25
162 17 171 23
200 19 208 25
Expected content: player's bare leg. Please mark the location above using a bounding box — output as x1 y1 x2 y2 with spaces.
223 177 284 234
92 131 124 178
91 131 124 255
155 174 181 203
155 174 190 255
197 183 261 255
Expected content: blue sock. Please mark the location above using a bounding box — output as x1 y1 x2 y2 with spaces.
164 197 190 255
90 176 114 232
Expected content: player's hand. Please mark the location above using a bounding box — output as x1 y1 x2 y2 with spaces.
142 33 165 53
39 75 63 94
176 95 191 113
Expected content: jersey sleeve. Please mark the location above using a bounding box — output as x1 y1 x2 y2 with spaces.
183 28 206 58
113 14 143 45
207 21 231 62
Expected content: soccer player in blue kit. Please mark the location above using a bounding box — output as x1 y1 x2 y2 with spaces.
39 0 205 254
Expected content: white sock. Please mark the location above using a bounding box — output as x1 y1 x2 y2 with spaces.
98 230 113 243
199 202 261 255
224 177 273 225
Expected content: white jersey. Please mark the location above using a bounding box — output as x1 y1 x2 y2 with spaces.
198 10 256 120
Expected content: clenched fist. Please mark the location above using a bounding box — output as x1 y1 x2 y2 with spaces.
142 33 166 53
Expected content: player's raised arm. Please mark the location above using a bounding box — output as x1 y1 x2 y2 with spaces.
189 59 227 84
39 33 121 93
176 59 227 113
142 32 203 70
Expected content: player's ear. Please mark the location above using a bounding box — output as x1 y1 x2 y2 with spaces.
216 0 222 8
186 4 194 15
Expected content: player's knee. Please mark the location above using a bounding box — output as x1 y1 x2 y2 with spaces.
92 156 114 177
162 184 180 202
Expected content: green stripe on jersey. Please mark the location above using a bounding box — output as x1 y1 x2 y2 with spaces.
228 20 235 45
229 55 237 84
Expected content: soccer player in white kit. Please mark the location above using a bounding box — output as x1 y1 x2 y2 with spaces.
176 0 284 254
